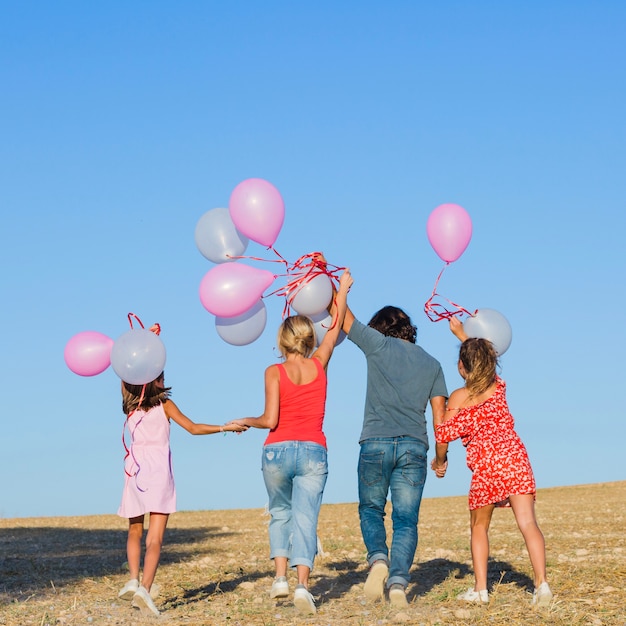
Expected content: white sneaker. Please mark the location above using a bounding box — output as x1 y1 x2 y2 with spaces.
132 585 160 616
364 560 388 601
457 587 489 603
118 578 139 600
270 576 289 599
294 585 316 615
388 583 409 608
532 582 553 607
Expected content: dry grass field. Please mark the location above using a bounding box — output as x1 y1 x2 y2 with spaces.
1 481 624 625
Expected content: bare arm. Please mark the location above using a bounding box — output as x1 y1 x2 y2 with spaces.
163 399 247 435
313 269 353 367
230 365 280 430
430 395 448 477
450 316 468 341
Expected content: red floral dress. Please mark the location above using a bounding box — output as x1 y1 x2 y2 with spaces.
435 377 535 510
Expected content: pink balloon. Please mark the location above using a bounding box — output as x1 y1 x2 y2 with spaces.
426 203 473 263
229 178 285 247
64 331 114 376
199 262 275 318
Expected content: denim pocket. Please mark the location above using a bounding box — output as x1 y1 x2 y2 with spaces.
359 451 384 487
262 445 285 475
400 450 427 488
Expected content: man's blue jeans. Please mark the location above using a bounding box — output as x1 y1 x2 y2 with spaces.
262 441 328 571
358 437 428 588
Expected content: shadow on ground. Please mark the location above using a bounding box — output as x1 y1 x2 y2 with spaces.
0 525 234 595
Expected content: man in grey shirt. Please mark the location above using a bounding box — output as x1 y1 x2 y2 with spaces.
343 304 447 608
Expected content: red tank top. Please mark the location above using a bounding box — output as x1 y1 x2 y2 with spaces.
264 357 327 448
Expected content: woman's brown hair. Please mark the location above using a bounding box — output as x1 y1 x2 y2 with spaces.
459 338 498 398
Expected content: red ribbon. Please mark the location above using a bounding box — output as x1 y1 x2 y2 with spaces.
424 264 475 322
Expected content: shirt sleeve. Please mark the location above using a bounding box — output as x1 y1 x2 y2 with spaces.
347 318 385 355
435 410 473 444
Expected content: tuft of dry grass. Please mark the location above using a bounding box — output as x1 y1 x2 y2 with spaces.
1 482 624 625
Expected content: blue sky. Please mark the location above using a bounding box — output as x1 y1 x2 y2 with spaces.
1 2 624 518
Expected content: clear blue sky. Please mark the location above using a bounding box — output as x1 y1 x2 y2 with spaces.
1 2 624 518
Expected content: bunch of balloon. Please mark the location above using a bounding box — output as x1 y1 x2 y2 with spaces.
64 315 167 384
195 178 285 346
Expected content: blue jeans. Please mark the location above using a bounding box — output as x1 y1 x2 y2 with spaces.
262 441 328 571
358 437 428 588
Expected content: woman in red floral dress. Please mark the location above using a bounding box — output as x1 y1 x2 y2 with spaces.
431 318 552 607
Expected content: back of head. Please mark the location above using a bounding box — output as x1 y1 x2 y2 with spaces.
277 315 316 358
459 338 498 397
122 372 171 415
368 306 417 343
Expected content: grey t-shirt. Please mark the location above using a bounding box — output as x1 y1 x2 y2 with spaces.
348 319 448 448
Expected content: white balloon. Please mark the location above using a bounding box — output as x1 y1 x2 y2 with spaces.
463 308 512 355
195 207 249 263
110 329 167 384
308 311 346 348
215 300 267 346
290 273 333 316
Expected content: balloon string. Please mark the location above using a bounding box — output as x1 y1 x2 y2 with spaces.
424 263 475 322
127 312 145 329
265 252 346 319
122 384 148 492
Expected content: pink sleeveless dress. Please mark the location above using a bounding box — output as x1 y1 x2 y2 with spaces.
117 403 176 518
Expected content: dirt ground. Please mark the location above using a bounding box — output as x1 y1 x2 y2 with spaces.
1 481 624 625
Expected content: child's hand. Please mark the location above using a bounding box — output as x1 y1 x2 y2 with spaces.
224 421 248 433
449 316 468 341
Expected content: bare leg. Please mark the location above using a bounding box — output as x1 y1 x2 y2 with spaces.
140 513 169 592
508 494 547 587
126 516 144 581
296 564 310 588
274 556 288 578
469 504 495 591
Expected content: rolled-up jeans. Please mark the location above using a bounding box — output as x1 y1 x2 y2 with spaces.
262 441 328 571
358 437 428 588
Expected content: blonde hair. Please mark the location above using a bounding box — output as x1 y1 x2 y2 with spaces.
121 372 171 415
459 338 498 398
277 315 316 358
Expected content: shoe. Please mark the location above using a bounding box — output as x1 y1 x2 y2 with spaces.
118 578 139 600
457 587 489 603
132 585 160 617
149 582 160 600
364 560 388 601
388 583 409 608
270 576 289 599
293 584 316 615
532 582 553 607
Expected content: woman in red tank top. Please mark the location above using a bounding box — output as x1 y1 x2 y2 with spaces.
231 268 352 616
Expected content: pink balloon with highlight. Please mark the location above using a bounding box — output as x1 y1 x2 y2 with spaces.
229 178 285 247
64 331 114 376
199 262 275 318
427 203 473 263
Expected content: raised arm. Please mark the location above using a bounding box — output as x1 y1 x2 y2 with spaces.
313 269 353 367
450 316 468 342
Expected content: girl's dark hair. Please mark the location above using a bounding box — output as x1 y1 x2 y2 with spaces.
121 372 171 415
368 306 417 343
459 338 498 397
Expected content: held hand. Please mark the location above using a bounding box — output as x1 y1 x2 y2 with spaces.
430 457 448 478
224 421 249 433
449 316 468 342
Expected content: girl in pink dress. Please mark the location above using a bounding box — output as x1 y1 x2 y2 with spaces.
117 373 247 616
431 318 552 607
